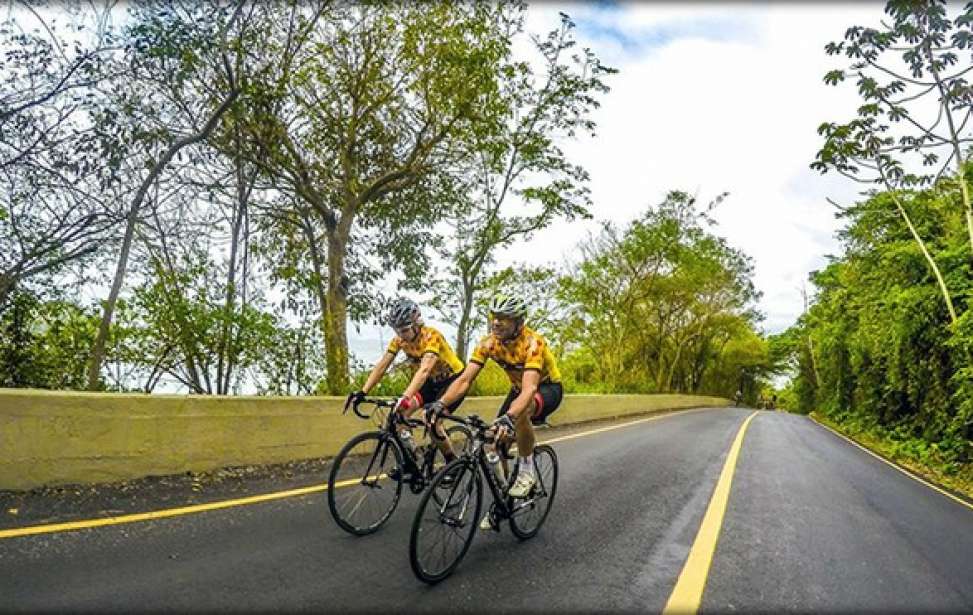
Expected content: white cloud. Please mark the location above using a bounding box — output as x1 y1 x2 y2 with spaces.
491 2 890 339
357 3 924 361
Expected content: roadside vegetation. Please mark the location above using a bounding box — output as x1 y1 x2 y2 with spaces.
773 1 973 495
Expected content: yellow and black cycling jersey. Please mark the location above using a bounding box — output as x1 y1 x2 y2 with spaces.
386 325 464 383
469 325 562 388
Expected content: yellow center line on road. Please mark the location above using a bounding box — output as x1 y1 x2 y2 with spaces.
663 411 759 615
0 405 725 540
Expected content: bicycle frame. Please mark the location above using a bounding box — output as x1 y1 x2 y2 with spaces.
347 397 441 491
439 414 546 523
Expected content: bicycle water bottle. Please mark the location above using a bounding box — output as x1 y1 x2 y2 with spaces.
485 443 504 480
400 429 417 454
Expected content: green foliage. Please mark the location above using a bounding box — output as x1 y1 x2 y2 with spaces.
0 291 99 389
555 190 768 397
110 248 323 394
419 9 615 357
468 361 513 396
783 176 973 461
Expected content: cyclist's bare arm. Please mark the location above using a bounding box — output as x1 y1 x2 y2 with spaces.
437 361 482 407
401 352 438 400
361 351 395 394
507 369 541 419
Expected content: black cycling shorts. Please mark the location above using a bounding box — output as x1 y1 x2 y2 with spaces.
417 370 465 412
498 381 563 425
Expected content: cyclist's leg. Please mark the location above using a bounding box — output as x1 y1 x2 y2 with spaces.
513 405 536 458
530 382 564 427
425 374 465 460
495 388 519 475
509 383 563 497
507 402 539 498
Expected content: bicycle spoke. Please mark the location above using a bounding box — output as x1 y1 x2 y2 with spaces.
339 489 369 518
410 461 480 582
328 433 403 535
509 446 557 539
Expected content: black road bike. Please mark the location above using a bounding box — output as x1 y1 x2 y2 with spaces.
327 397 472 536
408 413 559 584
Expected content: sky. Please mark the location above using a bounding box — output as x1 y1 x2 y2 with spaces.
349 1 888 362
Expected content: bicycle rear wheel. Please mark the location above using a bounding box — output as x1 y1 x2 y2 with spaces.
409 459 482 584
328 431 403 536
509 444 558 540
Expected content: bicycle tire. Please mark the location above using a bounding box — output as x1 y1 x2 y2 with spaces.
409 458 482 584
509 444 558 540
428 424 473 506
327 431 403 536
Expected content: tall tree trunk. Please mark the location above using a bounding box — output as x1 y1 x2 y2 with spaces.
455 269 477 359
889 191 958 323
217 149 253 394
0 274 15 313
86 90 240 390
217 197 242 395
86 198 140 390
926 46 973 259
324 231 349 394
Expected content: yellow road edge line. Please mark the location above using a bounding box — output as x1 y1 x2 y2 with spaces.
0 474 381 540
809 415 973 512
1 406 726 540
663 411 759 615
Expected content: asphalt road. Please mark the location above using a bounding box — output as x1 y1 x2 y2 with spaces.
2 408 971 613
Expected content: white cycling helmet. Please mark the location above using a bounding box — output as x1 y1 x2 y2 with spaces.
488 292 528 320
386 297 420 328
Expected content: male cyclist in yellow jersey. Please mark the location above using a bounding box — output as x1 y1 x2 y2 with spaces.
425 292 563 526
346 298 466 467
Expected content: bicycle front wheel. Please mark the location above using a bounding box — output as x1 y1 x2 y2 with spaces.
409 459 482 584
327 431 403 536
509 444 558 540
428 424 473 506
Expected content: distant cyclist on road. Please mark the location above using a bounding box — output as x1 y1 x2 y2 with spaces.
424 291 563 529
345 298 466 468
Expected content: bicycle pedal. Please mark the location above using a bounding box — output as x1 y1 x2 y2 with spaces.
389 467 414 482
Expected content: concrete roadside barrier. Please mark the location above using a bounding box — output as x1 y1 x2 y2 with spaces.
0 388 728 490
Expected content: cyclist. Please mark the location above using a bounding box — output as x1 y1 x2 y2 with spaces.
345 298 466 470
425 291 563 528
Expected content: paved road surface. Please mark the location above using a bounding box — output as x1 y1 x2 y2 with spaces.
2 408 971 613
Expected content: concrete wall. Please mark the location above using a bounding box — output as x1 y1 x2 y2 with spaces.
0 389 728 491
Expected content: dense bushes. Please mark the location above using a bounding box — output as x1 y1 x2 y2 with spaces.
783 176 973 466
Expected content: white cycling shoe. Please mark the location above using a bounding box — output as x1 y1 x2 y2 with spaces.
479 513 497 531
508 472 535 498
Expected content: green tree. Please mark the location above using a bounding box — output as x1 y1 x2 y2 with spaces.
85 0 253 389
813 0 973 323
0 2 119 311
236 2 515 393
557 191 764 395
0 291 99 389
782 178 972 457
423 11 615 358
